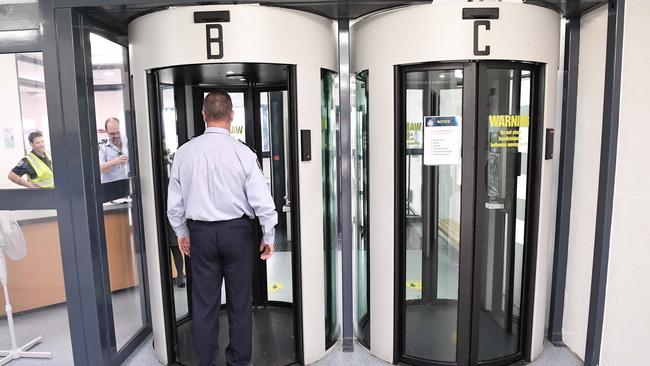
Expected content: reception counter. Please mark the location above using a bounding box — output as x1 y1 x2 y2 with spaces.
0 202 140 316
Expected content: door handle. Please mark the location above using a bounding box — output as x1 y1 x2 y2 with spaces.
282 195 291 212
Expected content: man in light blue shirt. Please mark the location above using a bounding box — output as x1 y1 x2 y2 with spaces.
99 117 129 183
167 91 277 366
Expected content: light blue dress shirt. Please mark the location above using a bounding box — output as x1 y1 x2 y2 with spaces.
99 139 129 183
167 127 278 244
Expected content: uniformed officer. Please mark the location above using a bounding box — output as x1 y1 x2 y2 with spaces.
99 117 129 183
167 91 277 366
7 130 54 188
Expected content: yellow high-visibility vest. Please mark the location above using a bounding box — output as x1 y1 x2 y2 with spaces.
25 152 54 188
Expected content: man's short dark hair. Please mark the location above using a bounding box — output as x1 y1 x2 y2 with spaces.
203 91 233 122
28 130 43 144
105 117 120 131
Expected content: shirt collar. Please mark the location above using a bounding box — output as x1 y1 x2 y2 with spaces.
105 139 125 149
205 127 230 135
31 149 47 159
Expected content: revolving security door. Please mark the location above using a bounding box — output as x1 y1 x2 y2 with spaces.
149 63 301 366
397 62 543 366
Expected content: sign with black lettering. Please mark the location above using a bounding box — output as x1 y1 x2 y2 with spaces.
423 116 462 166
473 20 490 56
206 24 223 59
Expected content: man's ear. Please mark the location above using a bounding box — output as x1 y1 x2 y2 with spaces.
230 110 235 122
202 109 207 122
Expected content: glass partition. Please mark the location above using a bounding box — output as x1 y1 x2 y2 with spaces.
159 85 189 319
90 33 131 184
0 210 72 363
0 53 54 190
89 32 148 352
402 68 463 363
321 69 340 349
352 70 370 348
103 196 145 350
476 68 532 361
260 90 293 303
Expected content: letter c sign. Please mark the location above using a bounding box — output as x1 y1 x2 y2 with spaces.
474 20 490 56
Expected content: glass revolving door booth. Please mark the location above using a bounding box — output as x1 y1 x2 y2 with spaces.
351 2 560 366
128 5 337 365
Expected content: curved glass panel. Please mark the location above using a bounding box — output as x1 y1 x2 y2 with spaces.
352 70 370 348
402 68 463 363
476 68 532 361
321 69 340 349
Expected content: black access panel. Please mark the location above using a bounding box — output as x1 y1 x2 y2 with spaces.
301 130 311 161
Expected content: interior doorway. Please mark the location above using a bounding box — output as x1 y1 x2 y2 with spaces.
148 63 302 366
396 61 544 366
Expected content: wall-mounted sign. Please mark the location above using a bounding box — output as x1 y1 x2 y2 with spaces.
206 24 224 60
3 127 15 149
488 114 530 150
423 116 461 166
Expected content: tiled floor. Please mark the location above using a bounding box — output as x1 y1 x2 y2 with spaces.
125 337 583 366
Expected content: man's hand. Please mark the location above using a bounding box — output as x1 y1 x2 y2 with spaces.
259 242 273 260
178 236 190 257
115 155 129 165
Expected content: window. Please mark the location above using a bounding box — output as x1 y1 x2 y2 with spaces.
1 53 54 190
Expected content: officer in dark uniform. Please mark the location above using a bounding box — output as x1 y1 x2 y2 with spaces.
167 91 277 366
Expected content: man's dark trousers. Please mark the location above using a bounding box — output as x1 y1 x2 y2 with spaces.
188 217 254 366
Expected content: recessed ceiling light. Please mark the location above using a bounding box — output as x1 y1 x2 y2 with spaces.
226 71 235 75
239 78 247 81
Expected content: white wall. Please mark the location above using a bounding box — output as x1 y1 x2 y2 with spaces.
600 1 650 365
128 5 337 364
562 5 607 360
351 1 560 361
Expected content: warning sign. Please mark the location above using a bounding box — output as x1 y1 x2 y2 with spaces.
488 115 530 150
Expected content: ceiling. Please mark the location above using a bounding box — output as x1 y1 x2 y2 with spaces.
81 0 608 34
156 63 289 87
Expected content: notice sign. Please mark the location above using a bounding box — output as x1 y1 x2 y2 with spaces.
423 116 461 166
488 115 530 149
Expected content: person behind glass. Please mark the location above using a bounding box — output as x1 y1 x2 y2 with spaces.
7 130 54 189
167 91 277 366
99 117 129 183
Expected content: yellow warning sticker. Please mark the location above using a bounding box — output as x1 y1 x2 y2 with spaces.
406 280 422 290
488 115 530 149
268 282 285 292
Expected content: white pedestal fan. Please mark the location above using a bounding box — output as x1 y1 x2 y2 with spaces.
0 213 52 365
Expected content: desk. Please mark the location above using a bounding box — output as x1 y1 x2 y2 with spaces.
0 204 140 316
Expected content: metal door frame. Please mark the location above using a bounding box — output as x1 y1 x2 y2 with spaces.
394 60 544 366
148 63 304 365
